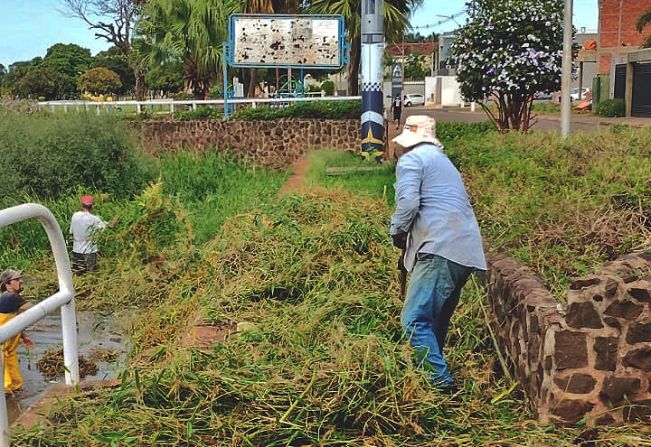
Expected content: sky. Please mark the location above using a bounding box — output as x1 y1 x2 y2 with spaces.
0 0 600 68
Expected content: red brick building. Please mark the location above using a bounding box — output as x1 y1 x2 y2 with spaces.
598 0 651 73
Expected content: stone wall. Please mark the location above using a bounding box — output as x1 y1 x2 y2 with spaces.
486 251 651 426
139 119 361 168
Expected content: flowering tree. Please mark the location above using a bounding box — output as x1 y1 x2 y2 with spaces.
450 0 564 131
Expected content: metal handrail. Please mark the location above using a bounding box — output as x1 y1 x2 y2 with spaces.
0 204 78 446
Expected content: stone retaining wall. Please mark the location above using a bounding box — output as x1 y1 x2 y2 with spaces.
486 251 651 426
139 119 361 168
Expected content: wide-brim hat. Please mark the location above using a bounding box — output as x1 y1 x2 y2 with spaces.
0 269 23 292
392 115 442 148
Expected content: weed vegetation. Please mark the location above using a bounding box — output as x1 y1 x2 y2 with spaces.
3 115 650 444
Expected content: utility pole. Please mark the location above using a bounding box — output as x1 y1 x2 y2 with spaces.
560 0 573 138
360 0 385 154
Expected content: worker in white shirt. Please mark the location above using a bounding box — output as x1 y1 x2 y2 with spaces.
69 195 107 274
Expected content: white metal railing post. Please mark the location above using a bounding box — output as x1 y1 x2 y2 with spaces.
0 203 78 446
0 353 6 446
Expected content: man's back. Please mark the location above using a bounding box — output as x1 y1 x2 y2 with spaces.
390 144 486 271
70 211 106 254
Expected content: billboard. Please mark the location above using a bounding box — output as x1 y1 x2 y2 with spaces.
228 14 345 69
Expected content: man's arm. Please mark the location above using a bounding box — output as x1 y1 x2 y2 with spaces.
389 152 422 241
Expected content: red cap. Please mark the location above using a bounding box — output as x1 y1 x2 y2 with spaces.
81 195 94 206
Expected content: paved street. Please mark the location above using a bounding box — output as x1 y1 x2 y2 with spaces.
401 106 650 133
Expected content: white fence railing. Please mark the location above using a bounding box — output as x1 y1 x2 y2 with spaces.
0 204 78 446
38 95 362 116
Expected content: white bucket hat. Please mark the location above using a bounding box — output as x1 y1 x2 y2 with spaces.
392 115 442 148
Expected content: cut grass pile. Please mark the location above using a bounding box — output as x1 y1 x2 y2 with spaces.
13 190 651 446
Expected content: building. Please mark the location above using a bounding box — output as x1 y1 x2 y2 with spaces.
597 0 651 74
595 0 651 116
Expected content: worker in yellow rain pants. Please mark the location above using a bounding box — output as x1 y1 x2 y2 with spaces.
0 270 34 393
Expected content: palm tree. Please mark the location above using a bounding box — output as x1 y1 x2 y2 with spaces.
308 0 422 95
637 9 651 48
137 0 240 99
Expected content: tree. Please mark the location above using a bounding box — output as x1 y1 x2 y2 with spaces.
404 52 428 80
136 0 240 99
636 9 651 48
94 46 136 94
41 43 93 78
308 0 421 95
61 0 146 98
78 67 123 95
145 63 184 95
450 0 564 132
405 31 439 42
16 67 77 100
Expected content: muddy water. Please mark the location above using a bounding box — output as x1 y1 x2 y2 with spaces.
6 310 131 425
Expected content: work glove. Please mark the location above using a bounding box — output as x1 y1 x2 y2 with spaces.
392 232 407 249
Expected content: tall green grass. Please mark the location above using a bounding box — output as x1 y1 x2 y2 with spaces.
13 191 651 445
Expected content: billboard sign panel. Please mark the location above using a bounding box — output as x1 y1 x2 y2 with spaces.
228 14 345 68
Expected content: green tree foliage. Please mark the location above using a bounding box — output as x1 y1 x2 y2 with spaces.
308 0 421 95
0 111 147 202
320 79 335 96
4 59 41 96
450 0 564 132
136 0 240 99
16 67 78 100
94 47 136 95
41 43 93 78
405 31 439 42
637 9 651 48
78 67 123 95
145 63 185 95
404 52 429 80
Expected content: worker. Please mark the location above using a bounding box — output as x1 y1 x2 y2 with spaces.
390 94 403 130
389 115 486 394
0 269 35 393
69 195 108 274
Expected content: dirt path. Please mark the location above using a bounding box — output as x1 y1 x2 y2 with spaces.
278 155 311 195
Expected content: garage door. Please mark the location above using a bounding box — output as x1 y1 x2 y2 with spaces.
614 64 626 100
632 62 651 117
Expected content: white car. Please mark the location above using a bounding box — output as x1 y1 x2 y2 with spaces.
403 93 425 107
570 88 590 101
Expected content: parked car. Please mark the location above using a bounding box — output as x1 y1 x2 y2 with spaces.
534 91 553 100
570 87 591 101
403 93 425 107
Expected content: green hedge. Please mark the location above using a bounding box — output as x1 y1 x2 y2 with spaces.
596 99 625 117
172 100 361 121
0 111 149 205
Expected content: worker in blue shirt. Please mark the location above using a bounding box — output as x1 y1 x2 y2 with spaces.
390 115 486 394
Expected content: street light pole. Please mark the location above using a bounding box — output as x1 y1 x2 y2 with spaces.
560 0 573 138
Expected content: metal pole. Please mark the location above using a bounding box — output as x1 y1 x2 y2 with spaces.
0 353 7 447
361 0 385 154
223 43 229 119
560 0 573 138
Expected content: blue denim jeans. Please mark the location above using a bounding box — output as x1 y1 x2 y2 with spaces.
401 253 473 386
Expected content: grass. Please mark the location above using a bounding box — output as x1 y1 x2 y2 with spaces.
305 150 395 206
13 190 651 446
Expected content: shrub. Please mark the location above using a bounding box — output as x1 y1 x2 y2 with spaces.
0 111 149 205
320 79 335 96
230 100 360 121
596 99 625 117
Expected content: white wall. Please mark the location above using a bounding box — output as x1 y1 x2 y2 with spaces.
425 76 463 106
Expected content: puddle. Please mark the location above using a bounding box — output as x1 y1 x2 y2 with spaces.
5 310 131 425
